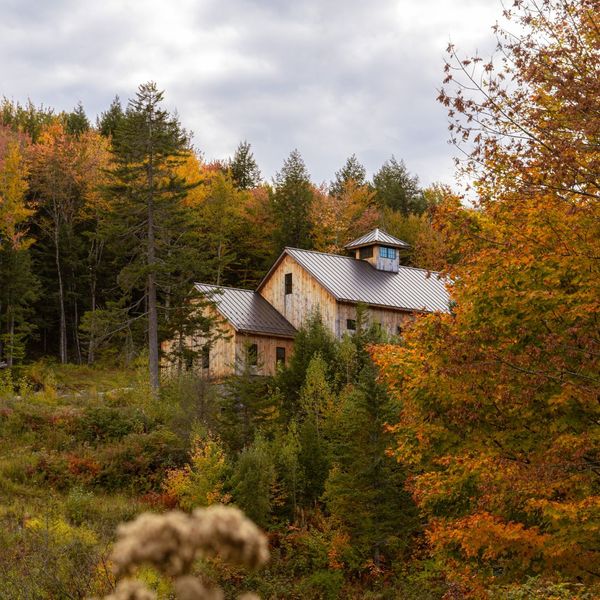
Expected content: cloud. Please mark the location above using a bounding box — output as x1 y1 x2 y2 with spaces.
0 0 503 187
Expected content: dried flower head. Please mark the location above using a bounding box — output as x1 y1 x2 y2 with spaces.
101 505 269 600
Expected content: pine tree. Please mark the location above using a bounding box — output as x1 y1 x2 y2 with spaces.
373 156 424 216
271 149 314 251
104 82 197 391
229 140 261 190
329 154 367 197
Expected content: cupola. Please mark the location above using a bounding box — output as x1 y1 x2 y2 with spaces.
345 228 410 273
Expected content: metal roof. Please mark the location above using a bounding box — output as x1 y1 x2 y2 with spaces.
272 248 450 313
194 283 297 338
345 228 410 250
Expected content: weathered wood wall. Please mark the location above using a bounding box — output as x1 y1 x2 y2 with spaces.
234 334 295 377
336 303 415 338
260 254 338 332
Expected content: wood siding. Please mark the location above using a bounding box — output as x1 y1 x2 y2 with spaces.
336 302 415 338
260 254 339 333
233 334 295 377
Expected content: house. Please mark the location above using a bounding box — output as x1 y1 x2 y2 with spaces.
173 228 450 378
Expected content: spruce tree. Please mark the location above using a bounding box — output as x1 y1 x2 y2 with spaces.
64 102 90 136
97 96 125 138
272 149 314 251
329 154 367 197
373 156 425 216
229 140 261 190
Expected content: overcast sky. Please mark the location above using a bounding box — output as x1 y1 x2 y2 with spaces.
1 0 504 187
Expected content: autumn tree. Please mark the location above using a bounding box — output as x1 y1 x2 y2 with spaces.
29 122 108 363
374 0 600 593
0 139 38 365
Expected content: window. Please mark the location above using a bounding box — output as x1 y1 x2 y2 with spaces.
396 325 403 336
346 319 356 331
380 246 397 259
359 246 373 259
276 346 286 366
285 273 293 295
202 345 210 369
247 343 258 366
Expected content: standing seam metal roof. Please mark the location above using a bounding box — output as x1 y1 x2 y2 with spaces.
194 283 296 337
280 248 450 313
345 228 410 249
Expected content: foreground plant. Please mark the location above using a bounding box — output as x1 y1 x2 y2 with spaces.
96 505 269 600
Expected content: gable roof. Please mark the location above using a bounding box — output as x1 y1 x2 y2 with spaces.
258 248 450 313
194 283 296 338
345 228 410 250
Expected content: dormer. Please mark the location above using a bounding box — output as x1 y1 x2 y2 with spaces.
345 228 410 273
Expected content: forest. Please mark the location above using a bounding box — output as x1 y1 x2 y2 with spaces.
0 0 598 598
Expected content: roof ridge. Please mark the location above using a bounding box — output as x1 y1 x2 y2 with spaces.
285 247 443 276
194 282 256 293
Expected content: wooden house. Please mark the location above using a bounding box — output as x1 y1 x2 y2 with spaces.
170 228 449 378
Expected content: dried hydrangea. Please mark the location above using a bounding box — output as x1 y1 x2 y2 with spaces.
98 505 268 600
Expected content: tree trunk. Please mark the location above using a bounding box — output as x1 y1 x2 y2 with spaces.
53 211 68 364
147 118 160 393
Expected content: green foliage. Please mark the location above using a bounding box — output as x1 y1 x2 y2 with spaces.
229 140 262 189
232 436 276 528
373 156 424 216
330 154 367 197
272 149 314 251
276 311 338 418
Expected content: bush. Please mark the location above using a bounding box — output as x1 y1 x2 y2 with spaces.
298 570 344 600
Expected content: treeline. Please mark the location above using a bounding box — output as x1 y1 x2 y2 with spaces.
0 86 448 373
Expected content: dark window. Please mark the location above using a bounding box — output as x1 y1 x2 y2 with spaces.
346 319 356 330
359 246 373 259
285 273 293 295
202 345 210 369
396 325 403 336
276 346 286 366
185 350 194 370
380 246 397 259
248 343 258 366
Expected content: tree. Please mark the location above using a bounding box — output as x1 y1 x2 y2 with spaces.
329 154 367 197
0 140 38 365
104 82 196 391
229 140 261 190
64 102 90 136
324 362 417 569
373 156 424 216
97 96 125 138
29 122 108 363
310 180 378 253
271 149 314 251
374 0 600 593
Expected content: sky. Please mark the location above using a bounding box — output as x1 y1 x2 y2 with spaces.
0 0 504 188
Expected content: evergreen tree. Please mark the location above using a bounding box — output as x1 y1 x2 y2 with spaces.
0 141 38 365
229 140 261 190
373 156 425 216
97 96 125 138
231 436 276 528
329 154 367 197
271 149 314 251
276 312 338 419
103 82 198 391
324 362 418 566
64 102 90 136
